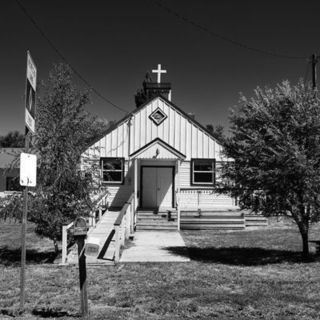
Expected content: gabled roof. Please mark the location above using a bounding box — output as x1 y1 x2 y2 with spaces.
130 138 186 159
88 95 222 148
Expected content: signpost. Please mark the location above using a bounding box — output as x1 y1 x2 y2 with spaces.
20 51 37 312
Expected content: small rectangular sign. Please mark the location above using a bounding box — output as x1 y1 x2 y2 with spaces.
27 51 37 91
25 108 35 133
20 153 37 187
25 51 37 134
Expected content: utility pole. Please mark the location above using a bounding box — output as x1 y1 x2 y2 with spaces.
311 53 318 89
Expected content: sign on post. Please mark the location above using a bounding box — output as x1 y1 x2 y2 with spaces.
20 153 37 187
20 51 37 312
25 51 37 134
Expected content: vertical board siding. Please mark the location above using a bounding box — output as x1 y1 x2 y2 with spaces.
84 97 227 164
81 96 233 209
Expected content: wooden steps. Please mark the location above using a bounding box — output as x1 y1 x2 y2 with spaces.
136 210 178 230
180 210 245 230
180 210 268 230
244 215 268 227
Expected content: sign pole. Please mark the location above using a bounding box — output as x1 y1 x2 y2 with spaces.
19 51 37 312
19 134 29 311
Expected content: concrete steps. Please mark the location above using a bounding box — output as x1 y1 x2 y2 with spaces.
136 210 178 230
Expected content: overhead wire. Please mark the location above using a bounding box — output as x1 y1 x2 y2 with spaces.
151 0 308 61
14 0 129 114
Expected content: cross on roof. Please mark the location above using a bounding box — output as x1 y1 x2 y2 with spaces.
152 64 167 83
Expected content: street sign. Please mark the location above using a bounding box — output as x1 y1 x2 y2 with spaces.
20 153 37 187
25 51 37 134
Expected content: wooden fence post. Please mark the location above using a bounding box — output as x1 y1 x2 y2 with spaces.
114 226 120 262
61 225 67 264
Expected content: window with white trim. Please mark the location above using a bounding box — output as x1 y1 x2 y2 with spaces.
100 158 124 184
191 159 215 185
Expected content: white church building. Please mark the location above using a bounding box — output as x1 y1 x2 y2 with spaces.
82 65 238 231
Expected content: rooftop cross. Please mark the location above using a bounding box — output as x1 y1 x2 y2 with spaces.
152 64 167 83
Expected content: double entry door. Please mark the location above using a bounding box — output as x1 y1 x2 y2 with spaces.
141 166 174 209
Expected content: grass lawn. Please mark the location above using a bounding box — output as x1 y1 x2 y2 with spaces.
1 221 320 319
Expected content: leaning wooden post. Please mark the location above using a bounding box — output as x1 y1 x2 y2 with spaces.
72 217 89 320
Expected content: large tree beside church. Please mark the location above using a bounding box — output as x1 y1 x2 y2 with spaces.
30 63 111 252
220 80 320 257
0 64 110 252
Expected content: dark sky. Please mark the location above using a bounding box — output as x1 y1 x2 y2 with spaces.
1 0 319 135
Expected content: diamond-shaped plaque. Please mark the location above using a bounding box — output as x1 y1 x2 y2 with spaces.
149 108 167 126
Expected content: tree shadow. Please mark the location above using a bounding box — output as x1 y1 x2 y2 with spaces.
166 246 318 266
0 246 58 266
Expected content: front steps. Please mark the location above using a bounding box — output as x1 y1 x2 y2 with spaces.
180 209 245 230
136 208 269 231
136 209 178 230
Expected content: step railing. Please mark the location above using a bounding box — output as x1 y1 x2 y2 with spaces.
179 188 236 209
114 193 136 262
86 190 110 227
60 190 110 265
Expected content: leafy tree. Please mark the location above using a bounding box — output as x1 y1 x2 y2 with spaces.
0 130 24 147
206 124 225 142
220 80 320 257
27 63 109 252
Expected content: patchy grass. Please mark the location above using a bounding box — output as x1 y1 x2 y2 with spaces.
1 222 320 319
0 220 55 266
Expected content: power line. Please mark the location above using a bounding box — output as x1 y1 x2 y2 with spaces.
151 0 308 61
14 0 129 114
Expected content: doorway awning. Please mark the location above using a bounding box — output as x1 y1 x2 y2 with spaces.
130 138 186 160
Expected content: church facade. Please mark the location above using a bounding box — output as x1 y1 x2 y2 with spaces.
82 95 236 217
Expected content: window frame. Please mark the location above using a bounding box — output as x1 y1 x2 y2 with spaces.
100 157 125 185
191 158 215 186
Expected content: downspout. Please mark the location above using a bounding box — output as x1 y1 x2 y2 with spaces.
127 115 133 157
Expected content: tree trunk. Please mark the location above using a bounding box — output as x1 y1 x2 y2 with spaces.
301 230 309 258
53 238 59 255
295 216 309 259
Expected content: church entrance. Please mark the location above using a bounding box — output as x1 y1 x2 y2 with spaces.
140 166 174 209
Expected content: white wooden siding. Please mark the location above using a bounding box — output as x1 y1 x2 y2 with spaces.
84 97 227 161
81 97 235 209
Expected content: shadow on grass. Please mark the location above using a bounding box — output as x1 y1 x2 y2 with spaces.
166 246 318 266
32 308 79 318
0 246 58 266
0 308 79 318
